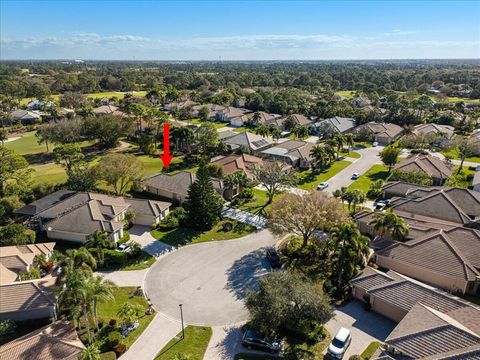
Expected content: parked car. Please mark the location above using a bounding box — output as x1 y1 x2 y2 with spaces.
242 329 282 354
375 201 386 211
266 247 281 269
116 243 132 253
327 327 352 359
351 172 360 180
317 182 329 190
372 141 379 147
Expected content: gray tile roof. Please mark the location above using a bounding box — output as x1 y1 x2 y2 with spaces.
15 190 77 216
223 131 274 151
144 171 223 197
395 154 454 180
315 116 356 133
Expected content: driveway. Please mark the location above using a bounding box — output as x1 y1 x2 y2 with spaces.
95 268 147 287
324 300 396 358
129 225 176 257
144 229 276 326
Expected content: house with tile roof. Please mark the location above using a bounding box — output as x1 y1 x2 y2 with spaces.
277 114 314 130
260 140 316 169
351 267 480 359
0 243 56 285
92 104 125 116
352 121 404 145
18 191 171 243
0 321 84 360
0 278 57 322
210 154 266 178
394 154 454 185
245 111 283 128
144 171 228 203
216 106 252 125
10 109 42 125
410 123 455 145
223 131 275 155
312 116 357 136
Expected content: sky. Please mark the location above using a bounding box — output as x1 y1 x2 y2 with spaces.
1 0 479 60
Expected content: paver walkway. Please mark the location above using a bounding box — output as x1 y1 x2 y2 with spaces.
222 206 267 229
120 313 182 360
129 225 176 257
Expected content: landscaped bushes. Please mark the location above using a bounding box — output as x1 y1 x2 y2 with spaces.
158 207 187 230
103 249 127 265
100 352 117 360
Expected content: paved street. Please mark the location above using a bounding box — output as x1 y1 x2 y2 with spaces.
325 146 384 193
144 229 276 326
324 300 396 358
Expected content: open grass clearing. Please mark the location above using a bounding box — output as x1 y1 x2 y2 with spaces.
151 219 256 247
441 148 480 164
237 189 270 213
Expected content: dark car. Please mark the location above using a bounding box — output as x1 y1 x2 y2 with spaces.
242 329 282 353
266 247 281 268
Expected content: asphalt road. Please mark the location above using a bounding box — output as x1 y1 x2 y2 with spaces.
144 229 277 326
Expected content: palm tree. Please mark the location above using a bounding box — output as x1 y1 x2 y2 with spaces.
384 211 409 241
310 145 328 173
333 133 345 159
85 231 110 265
117 302 144 326
333 187 348 205
88 276 114 331
344 133 355 152
351 189 366 212
372 212 389 237
172 126 194 153
57 248 97 278
79 345 101 360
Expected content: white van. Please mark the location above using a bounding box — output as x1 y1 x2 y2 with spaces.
327 327 352 359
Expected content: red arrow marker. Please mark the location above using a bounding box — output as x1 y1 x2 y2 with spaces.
160 123 173 169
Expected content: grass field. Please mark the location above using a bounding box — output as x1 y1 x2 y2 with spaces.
431 96 480 103
5 131 50 155
20 91 147 105
155 326 212 360
151 220 256 247
297 160 352 190
188 118 229 129
30 162 67 185
441 148 480 163
348 164 390 193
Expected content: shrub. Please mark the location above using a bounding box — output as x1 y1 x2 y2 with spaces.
128 241 141 257
222 220 234 232
240 187 254 200
108 319 117 328
0 320 16 341
112 344 126 356
118 231 130 244
100 352 117 360
18 268 41 281
349 356 362 360
104 249 127 265
107 331 121 348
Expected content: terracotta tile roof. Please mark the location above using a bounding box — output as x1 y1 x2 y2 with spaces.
376 228 480 282
0 279 56 314
0 321 84 360
211 154 265 176
395 154 454 180
353 122 403 139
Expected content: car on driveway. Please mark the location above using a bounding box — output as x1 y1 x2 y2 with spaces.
242 329 282 354
317 182 329 190
327 327 352 359
116 242 132 253
266 247 281 269
372 141 379 147
351 172 360 180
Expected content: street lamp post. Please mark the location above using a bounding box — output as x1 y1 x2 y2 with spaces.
179 304 185 339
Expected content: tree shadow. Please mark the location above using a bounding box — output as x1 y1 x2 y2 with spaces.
224 248 271 300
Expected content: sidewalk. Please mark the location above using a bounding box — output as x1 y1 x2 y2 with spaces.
120 313 182 360
221 206 267 229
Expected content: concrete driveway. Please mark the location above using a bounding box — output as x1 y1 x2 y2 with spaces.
144 229 277 326
129 225 176 257
324 300 396 358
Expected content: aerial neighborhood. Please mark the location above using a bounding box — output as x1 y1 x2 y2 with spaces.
1 1 480 360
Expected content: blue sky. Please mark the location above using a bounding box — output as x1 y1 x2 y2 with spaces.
1 0 479 60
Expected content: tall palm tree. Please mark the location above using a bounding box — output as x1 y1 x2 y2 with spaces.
333 133 345 159
88 276 114 331
172 126 194 153
344 133 355 152
385 211 409 241
310 145 328 173
117 302 144 326
85 231 110 265
333 187 348 205
57 248 97 278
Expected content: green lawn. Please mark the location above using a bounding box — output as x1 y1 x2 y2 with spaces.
188 118 229 129
155 326 212 360
441 148 480 164
30 162 67 185
98 251 156 271
91 287 155 350
233 126 250 132
431 96 480 103
340 150 361 159
348 164 390 193
297 160 352 190
450 165 476 188
361 341 381 359
20 91 147 105
151 220 256 247
5 131 49 155
237 189 270 213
